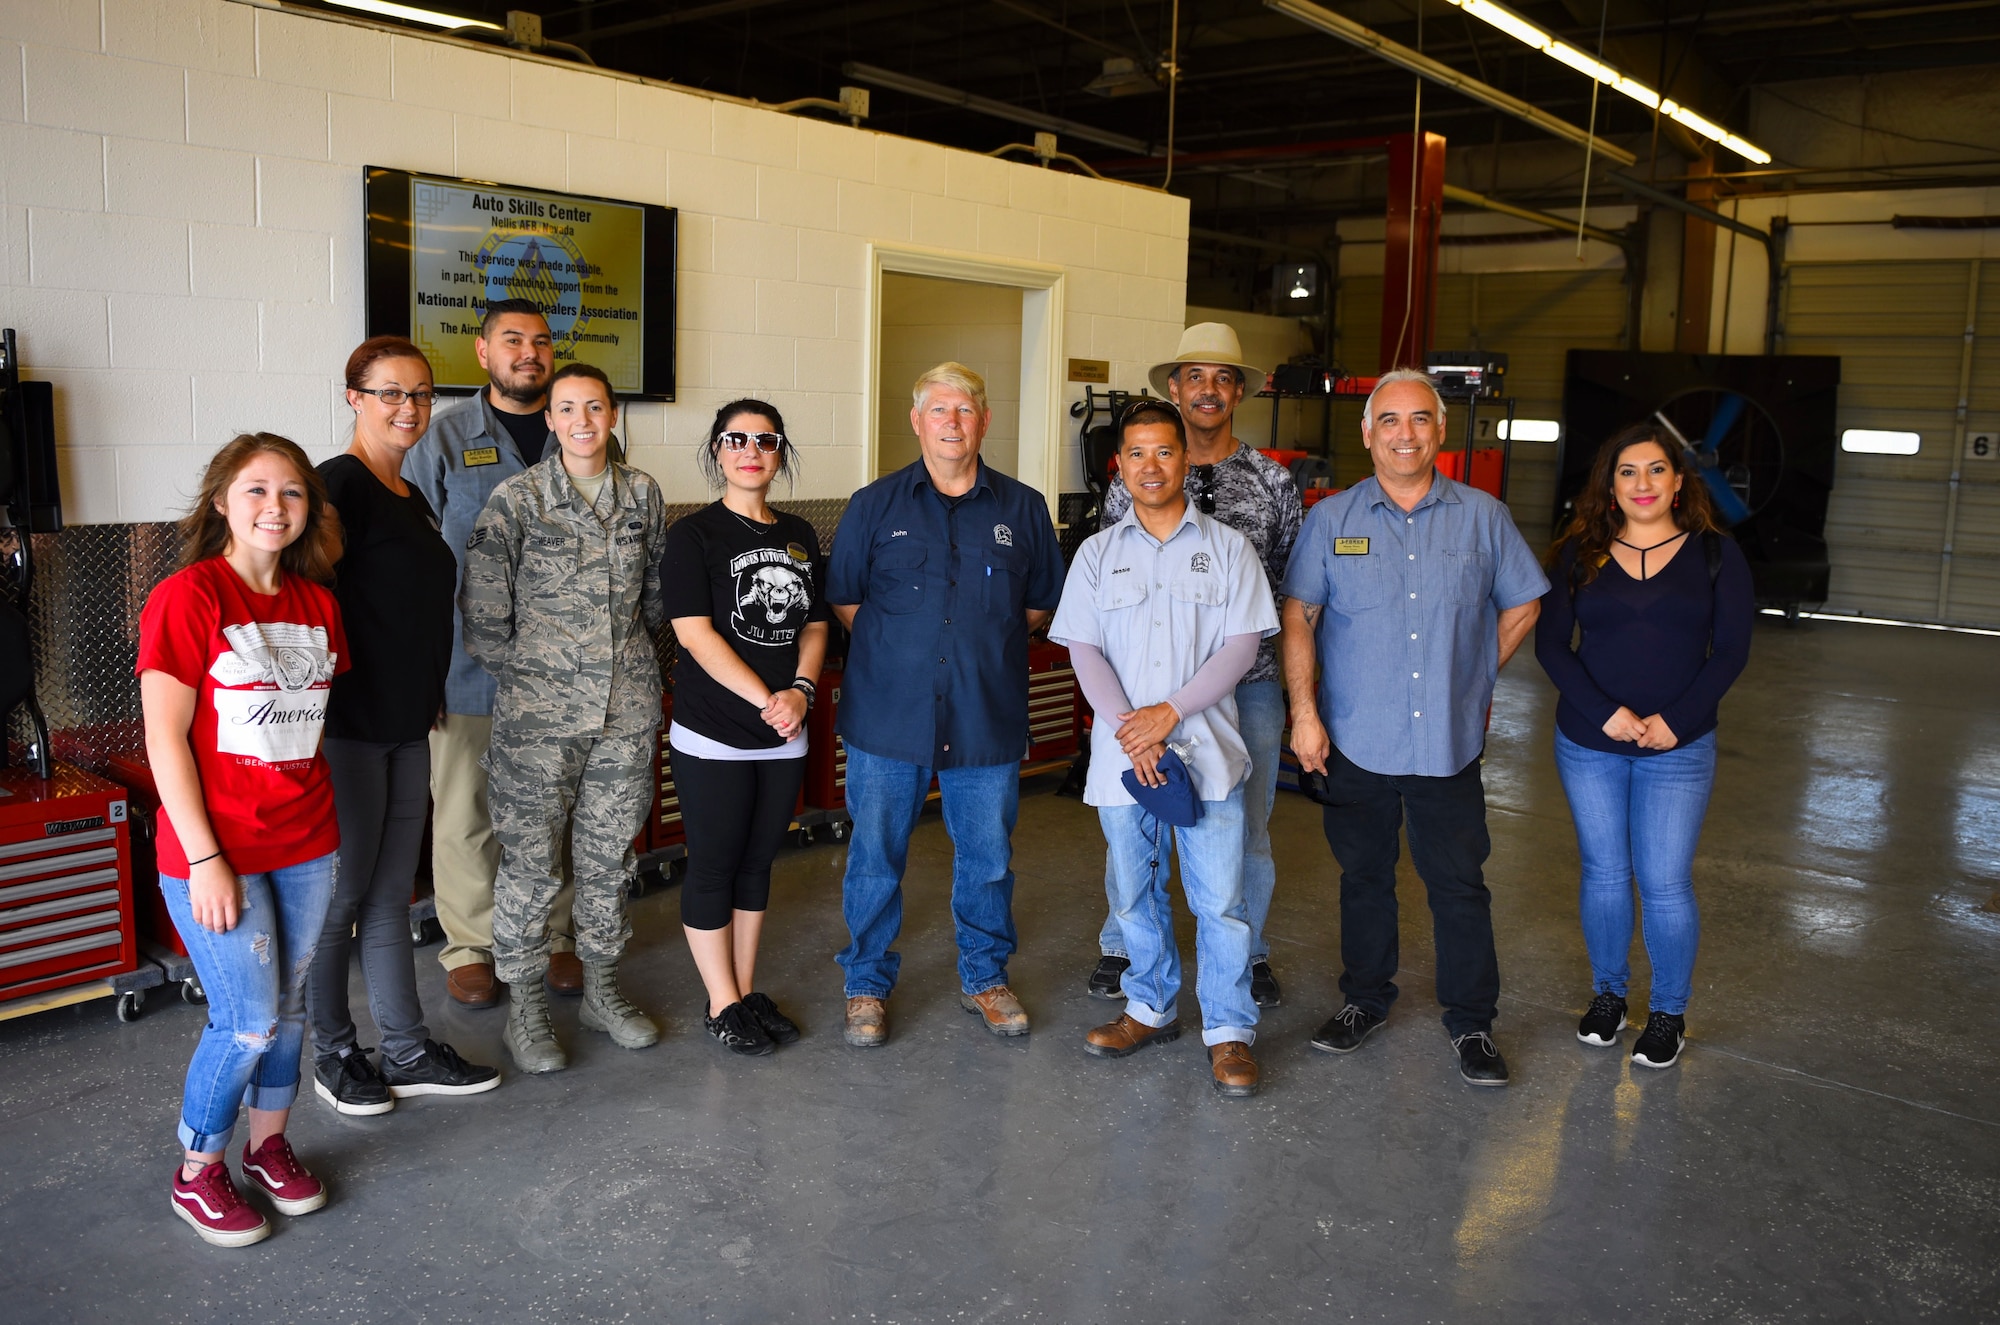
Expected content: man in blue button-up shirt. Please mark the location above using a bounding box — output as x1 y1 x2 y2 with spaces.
826 362 1065 1048
1280 369 1547 1087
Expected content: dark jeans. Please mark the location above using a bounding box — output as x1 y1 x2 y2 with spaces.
1320 745 1499 1037
306 737 433 1064
671 747 807 931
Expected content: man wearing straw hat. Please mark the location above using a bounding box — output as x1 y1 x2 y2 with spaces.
1086 322 1302 1010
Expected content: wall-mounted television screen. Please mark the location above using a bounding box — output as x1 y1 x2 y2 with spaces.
365 167 676 400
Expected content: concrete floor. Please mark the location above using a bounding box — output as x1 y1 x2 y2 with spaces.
3 617 1998 1322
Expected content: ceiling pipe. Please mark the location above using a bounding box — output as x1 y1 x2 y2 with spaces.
841 61 1154 155
1609 171 1786 354
1091 134 1393 173
1442 182 1630 247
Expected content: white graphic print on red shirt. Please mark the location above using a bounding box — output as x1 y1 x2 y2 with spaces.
208 621 337 764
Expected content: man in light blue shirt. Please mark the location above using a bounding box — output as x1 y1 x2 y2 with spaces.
1280 369 1547 1087
1050 399 1278 1098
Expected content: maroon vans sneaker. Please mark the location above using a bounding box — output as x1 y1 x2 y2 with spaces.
241 1135 327 1216
170 1162 271 1247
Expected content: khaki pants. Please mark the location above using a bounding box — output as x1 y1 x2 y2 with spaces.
430 712 573 970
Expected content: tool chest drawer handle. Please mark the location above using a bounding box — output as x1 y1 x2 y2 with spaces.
0 867 124 908
0 828 118 861
0 846 121 883
0 908 123 951
0 887 120 928
0 927 125 973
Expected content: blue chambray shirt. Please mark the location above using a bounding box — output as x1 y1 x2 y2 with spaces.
826 459 1066 769
1279 474 1548 777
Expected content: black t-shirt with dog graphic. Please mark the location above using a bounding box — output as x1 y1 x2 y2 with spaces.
659 501 829 749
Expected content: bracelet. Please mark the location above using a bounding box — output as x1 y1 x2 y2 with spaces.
790 677 818 706
186 850 221 867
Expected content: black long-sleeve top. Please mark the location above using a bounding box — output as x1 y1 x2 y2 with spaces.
1534 533 1755 755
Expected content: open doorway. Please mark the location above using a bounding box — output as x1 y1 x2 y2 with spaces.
877 274 1023 477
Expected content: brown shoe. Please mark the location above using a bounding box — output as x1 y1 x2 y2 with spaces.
1084 1013 1181 1058
958 985 1030 1037
545 951 583 996
446 962 500 1009
843 996 888 1048
1209 1041 1260 1098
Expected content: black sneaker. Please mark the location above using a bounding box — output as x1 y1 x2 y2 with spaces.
704 1002 775 1057
1452 1030 1511 1086
382 1039 501 1098
1086 955 1130 1000
314 1047 393 1115
1630 1012 1686 1069
1577 990 1628 1047
1250 960 1282 1008
742 991 801 1045
1310 1004 1385 1054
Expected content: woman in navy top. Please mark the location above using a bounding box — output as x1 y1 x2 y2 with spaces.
1536 423 1754 1070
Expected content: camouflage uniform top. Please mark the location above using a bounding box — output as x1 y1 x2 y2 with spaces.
460 453 668 740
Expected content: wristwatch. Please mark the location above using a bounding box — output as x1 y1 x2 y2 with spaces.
789 676 818 710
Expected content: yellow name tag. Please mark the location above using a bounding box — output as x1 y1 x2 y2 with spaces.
1334 537 1370 555
462 446 500 467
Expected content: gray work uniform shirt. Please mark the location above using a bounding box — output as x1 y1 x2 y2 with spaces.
1049 505 1279 807
1280 474 1548 778
402 393 550 716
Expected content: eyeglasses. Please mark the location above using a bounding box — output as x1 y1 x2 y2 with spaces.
1117 397 1181 429
354 386 437 407
1191 463 1217 514
719 431 785 453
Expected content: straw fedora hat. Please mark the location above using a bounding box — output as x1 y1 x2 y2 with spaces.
1148 322 1266 399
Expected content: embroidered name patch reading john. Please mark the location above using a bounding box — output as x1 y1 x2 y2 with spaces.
1334 537 1370 555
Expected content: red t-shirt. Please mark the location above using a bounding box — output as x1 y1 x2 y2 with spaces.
135 557 350 876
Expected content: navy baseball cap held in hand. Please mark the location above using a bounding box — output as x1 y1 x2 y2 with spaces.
1121 742 1204 827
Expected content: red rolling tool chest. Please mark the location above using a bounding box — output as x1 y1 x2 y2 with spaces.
643 690 685 855
802 666 846 812
1025 641 1079 764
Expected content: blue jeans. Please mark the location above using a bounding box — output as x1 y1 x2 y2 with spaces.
1553 730 1715 1016
1100 787 1257 1045
159 853 340 1152
1100 678 1283 963
837 746 1020 998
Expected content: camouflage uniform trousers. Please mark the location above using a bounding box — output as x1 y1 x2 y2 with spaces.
488 727 657 986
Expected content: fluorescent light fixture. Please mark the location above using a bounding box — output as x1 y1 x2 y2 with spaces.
323 0 501 29
1497 418 1560 442
1841 429 1921 455
1759 608 2000 638
1441 0 1771 164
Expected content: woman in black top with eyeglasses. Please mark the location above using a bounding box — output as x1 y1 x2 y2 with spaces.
660 399 829 1056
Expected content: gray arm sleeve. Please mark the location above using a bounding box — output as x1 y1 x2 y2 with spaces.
1067 642 1134 718
1167 633 1260 719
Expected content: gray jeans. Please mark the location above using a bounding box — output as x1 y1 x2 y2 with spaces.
306 737 433 1064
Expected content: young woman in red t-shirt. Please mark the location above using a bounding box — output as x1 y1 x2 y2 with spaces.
138 432 349 1248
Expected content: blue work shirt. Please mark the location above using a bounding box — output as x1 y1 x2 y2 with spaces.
1280 473 1548 778
827 459 1065 769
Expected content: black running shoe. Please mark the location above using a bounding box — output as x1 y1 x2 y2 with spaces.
1250 960 1282 1008
314 1047 393 1115
1310 1004 1386 1054
742 991 801 1045
1086 955 1130 1000
1577 990 1628 1047
1630 1011 1686 1069
704 1002 776 1056
382 1039 501 1097
1452 1030 1511 1086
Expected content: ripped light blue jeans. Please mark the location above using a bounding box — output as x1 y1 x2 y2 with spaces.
158 853 339 1152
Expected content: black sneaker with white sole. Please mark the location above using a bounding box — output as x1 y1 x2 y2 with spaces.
1310 1003 1386 1054
1250 960 1281 1008
1630 1011 1686 1069
314 1047 393 1115
1087 955 1130 1000
1452 1030 1511 1086
1577 990 1628 1047
705 1001 776 1056
381 1039 501 1097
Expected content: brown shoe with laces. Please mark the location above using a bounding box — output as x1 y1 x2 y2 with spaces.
1209 1041 1260 1098
958 985 1030 1037
1084 1013 1181 1058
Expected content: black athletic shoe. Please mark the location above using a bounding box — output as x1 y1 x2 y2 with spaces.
1249 960 1282 1008
1452 1030 1511 1086
742 991 801 1045
1086 955 1130 1000
1310 1004 1386 1054
313 1047 393 1115
704 1002 776 1057
382 1039 501 1098
1630 1012 1686 1069
1578 990 1629 1047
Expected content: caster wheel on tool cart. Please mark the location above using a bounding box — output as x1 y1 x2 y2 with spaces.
795 826 815 849
410 917 444 946
829 820 848 843
628 866 667 899
116 991 144 1022
180 978 206 1006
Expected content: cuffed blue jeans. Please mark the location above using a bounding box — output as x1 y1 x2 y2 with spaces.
1100 787 1257 1045
837 745 1020 998
1100 679 1283 964
1553 729 1715 1016
159 852 340 1152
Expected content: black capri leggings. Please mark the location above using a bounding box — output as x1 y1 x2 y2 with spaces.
670 747 807 930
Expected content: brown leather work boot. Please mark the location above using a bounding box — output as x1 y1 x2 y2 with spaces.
844 996 888 1048
545 951 583 996
1209 1041 1260 1098
959 985 1030 1037
1084 1013 1181 1058
446 962 500 1009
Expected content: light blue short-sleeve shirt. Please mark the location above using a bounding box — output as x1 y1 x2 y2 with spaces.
1279 474 1548 778
1050 506 1280 806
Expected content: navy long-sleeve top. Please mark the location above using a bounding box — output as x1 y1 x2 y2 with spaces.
1534 532 1755 755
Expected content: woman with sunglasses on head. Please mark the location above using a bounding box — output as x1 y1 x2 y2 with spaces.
1535 423 1754 1069
304 337 499 1116
660 400 828 1055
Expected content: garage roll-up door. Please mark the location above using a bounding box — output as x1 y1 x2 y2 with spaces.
1782 259 2000 626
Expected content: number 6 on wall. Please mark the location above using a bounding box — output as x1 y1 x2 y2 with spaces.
1969 434 1996 461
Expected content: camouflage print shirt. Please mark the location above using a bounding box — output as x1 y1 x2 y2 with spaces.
1102 441 1302 684
460 454 668 740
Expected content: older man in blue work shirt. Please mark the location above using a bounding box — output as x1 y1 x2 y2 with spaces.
1280 368 1547 1087
826 362 1066 1049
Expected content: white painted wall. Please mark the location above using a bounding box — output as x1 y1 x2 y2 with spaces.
0 0 1189 523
